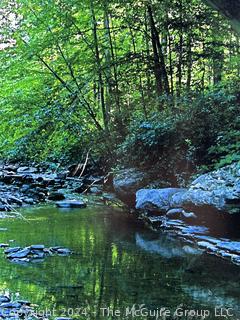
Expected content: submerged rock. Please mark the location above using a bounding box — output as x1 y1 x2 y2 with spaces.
7 248 31 259
56 200 87 208
2 244 72 264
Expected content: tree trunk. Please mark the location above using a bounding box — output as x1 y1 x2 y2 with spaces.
90 0 109 131
148 5 170 97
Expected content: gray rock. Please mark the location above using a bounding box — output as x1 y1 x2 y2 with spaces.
166 208 185 218
113 168 150 206
56 200 87 208
136 188 186 212
197 241 218 252
7 248 31 259
17 166 38 173
184 162 240 210
89 186 102 195
32 251 45 259
170 189 225 209
0 302 22 308
4 247 21 254
216 241 240 254
0 243 9 248
57 248 71 255
30 244 45 250
182 211 197 219
0 296 10 303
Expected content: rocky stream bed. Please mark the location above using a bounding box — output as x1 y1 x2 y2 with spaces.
0 162 114 320
113 162 240 266
1 161 240 319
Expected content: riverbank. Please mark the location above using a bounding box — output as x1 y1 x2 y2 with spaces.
1 160 240 267
0 162 117 215
113 162 240 266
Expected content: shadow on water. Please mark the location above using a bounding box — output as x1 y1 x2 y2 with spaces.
0 205 239 319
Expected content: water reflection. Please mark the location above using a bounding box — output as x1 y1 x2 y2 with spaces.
0 205 239 319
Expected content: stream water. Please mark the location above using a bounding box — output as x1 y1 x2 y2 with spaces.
0 204 240 320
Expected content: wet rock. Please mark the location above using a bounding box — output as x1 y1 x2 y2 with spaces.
182 211 197 219
17 300 31 306
50 246 63 251
8 248 31 259
0 296 10 303
5 247 21 254
3 245 72 264
136 188 186 212
0 243 9 248
17 167 38 174
197 241 219 252
21 184 31 193
89 186 102 195
216 241 240 254
183 162 240 210
0 302 22 308
0 205 10 211
57 248 71 255
3 165 17 172
32 251 45 259
23 198 35 205
31 244 45 250
166 208 185 218
56 200 87 208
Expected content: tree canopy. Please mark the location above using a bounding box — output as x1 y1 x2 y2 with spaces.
0 0 239 172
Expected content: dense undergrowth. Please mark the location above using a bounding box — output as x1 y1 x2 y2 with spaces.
1 81 239 178
118 82 240 173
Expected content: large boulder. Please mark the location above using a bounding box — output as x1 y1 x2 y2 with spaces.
136 162 240 214
113 168 150 206
136 188 186 212
179 162 240 210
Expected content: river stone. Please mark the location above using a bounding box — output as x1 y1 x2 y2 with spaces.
197 241 219 252
0 296 10 303
4 247 21 254
17 166 38 174
89 186 102 195
136 188 186 212
31 244 45 250
216 241 240 254
170 189 225 209
32 251 45 259
166 208 185 218
182 211 197 219
56 200 87 208
0 243 9 248
57 248 71 255
113 168 150 206
0 302 22 308
7 247 31 259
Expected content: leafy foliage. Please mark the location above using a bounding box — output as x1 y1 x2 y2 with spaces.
118 82 240 174
0 0 239 173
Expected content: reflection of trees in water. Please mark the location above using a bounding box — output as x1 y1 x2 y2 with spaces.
0 207 240 319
